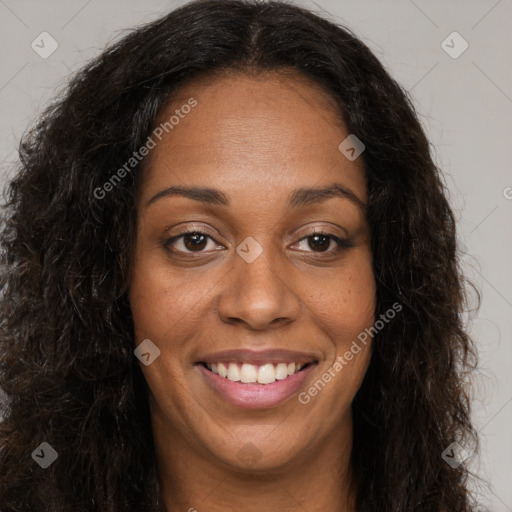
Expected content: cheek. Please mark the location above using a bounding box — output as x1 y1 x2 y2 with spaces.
305 252 376 345
129 267 176 341
128 257 209 416
305 252 375 381
295 253 375 421
129 252 209 343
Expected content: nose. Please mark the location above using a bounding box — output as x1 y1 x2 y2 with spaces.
216 244 301 331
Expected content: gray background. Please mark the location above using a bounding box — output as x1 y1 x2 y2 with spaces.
1 0 511 510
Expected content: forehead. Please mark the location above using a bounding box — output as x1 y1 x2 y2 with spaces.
140 70 367 204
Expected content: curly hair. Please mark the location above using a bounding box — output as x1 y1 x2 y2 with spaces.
0 0 480 510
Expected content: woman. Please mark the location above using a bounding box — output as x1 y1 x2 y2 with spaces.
0 0 479 510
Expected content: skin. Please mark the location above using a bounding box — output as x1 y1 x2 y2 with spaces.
129 69 376 512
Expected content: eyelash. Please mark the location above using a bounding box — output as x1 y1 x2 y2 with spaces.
163 229 353 256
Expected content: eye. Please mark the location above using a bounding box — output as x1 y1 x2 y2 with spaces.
163 229 352 256
163 231 222 253
292 232 353 254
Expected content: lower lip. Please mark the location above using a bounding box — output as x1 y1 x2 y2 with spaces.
196 363 316 409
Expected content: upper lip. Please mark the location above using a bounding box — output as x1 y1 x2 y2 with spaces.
196 349 318 366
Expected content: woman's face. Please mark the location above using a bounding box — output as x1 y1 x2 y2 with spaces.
129 70 375 472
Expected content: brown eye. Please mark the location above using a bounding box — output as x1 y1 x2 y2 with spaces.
164 231 220 253
183 233 208 251
293 232 353 255
307 234 331 252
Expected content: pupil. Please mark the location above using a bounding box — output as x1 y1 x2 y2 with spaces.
184 233 207 251
309 234 329 252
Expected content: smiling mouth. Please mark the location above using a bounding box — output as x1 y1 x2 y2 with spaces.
198 361 315 385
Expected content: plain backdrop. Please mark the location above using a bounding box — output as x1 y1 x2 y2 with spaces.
0 0 511 510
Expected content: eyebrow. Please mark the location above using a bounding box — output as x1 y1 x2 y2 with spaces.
144 183 366 212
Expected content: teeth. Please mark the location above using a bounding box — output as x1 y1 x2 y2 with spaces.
240 363 257 383
257 363 276 384
218 362 228 378
227 362 241 382
275 363 288 380
204 361 309 384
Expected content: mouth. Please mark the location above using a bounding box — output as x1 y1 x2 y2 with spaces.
197 360 316 385
195 352 318 408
